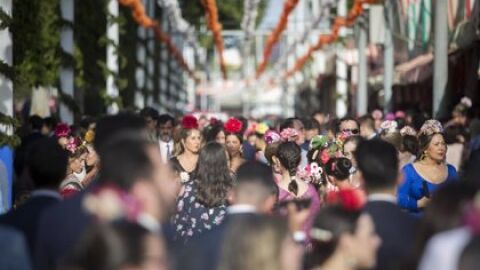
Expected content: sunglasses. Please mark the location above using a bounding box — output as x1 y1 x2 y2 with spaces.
341 129 359 135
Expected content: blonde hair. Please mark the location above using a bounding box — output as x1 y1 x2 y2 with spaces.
218 216 289 270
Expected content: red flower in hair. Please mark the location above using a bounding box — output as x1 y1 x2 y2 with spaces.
320 150 330 164
326 189 364 211
209 117 220 126
224 118 243 134
55 123 71 138
181 115 199 129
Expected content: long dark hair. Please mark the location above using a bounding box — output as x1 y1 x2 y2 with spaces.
276 142 301 195
204 124 224 143
195 142 233 207
306 206 362 268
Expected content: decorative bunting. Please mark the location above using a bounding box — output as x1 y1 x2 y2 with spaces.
201 0 227 80
255 0 300 79
118 0 197 81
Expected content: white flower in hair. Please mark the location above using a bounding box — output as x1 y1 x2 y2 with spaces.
420 120 444 136
461 97 472 108
380 120 398 134
400 126 417 137
180 172 190 183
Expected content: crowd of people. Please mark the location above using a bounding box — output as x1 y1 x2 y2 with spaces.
1 96 480 270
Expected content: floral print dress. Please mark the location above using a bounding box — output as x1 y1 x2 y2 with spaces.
172 180 227 244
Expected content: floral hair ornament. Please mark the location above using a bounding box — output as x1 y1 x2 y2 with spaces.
280 128 298 142
66 137 81 154
83 184 142 222
84 129 95 143
181 115 199 129
264 130 281 145
380 120 398 134
460 96 472 108
400 126 417 137
310 135 329 161
395 110 406 119
209 117 220 127
419 120 444 136
385 113 395 121
310 227 333 242
54 123 71 138
255 123 269 135
326 189 364 211
224 118 243 134
297 162 323 183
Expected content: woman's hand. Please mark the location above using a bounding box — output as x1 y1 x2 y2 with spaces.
418 196 431 208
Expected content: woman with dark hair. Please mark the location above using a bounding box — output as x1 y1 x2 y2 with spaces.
397 120 458 213
342 135 364 188
61 221 169 270
224 118 246 172
325 157 354 190
170 115 202 184
305 190 380 270
275 142 320 235
172 142 232 244
204 123 225 145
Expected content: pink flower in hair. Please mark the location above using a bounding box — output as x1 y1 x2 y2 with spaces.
395 110 406 118
54 123 71 138
385 113 395 121
65 137 79 153
264 130 281 144
400 126 417 136
280 128 298 142
380 120 398 134
419 120 444 136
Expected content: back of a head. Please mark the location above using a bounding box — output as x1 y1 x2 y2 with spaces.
139 107 159 120
63 221 151 270
382 132 403 151
27 137 68 189
99 136 153 190
276 142 301 176
325 157 352 181
94 113 146 157
196 142 232 207
218 216 288 270
29 115 44 131
303 118 320 131
354 139 399 191
235 161 279 201
308 205 361 267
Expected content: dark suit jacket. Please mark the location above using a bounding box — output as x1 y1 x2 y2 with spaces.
0 192 61 257
0 225 32 270
175 212 258 270
364 200 419 270
34 188 175 270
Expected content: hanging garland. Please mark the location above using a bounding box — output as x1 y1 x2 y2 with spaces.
255 0 300 79
200 0 227 80
118 0 197 81
282 0 378 80
269 0 335 78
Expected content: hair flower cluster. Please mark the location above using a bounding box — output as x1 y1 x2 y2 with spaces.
264 130 281 145
280 128 298 142
380 120 398 134
181 115 199 129
419 119 444 136
400 126 417 137
54 123 71 138
224 118 243 134
326 189 364 211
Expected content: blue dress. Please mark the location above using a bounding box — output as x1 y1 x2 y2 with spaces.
397 163 458 212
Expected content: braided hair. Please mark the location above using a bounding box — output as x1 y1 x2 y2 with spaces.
276 142 301 195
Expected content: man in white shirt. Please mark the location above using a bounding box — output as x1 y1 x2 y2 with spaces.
157 114 175 164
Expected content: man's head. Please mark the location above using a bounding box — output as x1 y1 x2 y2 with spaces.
27 137 68 189
354 139 400 193
312 111 329 126
99 135 179 221
42 116 58 136
280 118 305 145
157 114 175 142
337 116 360 136
29 115 44 132
94 113 147 159
303 118 321 141
139 107 159 134
358 115 376 139
230 161 278 214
